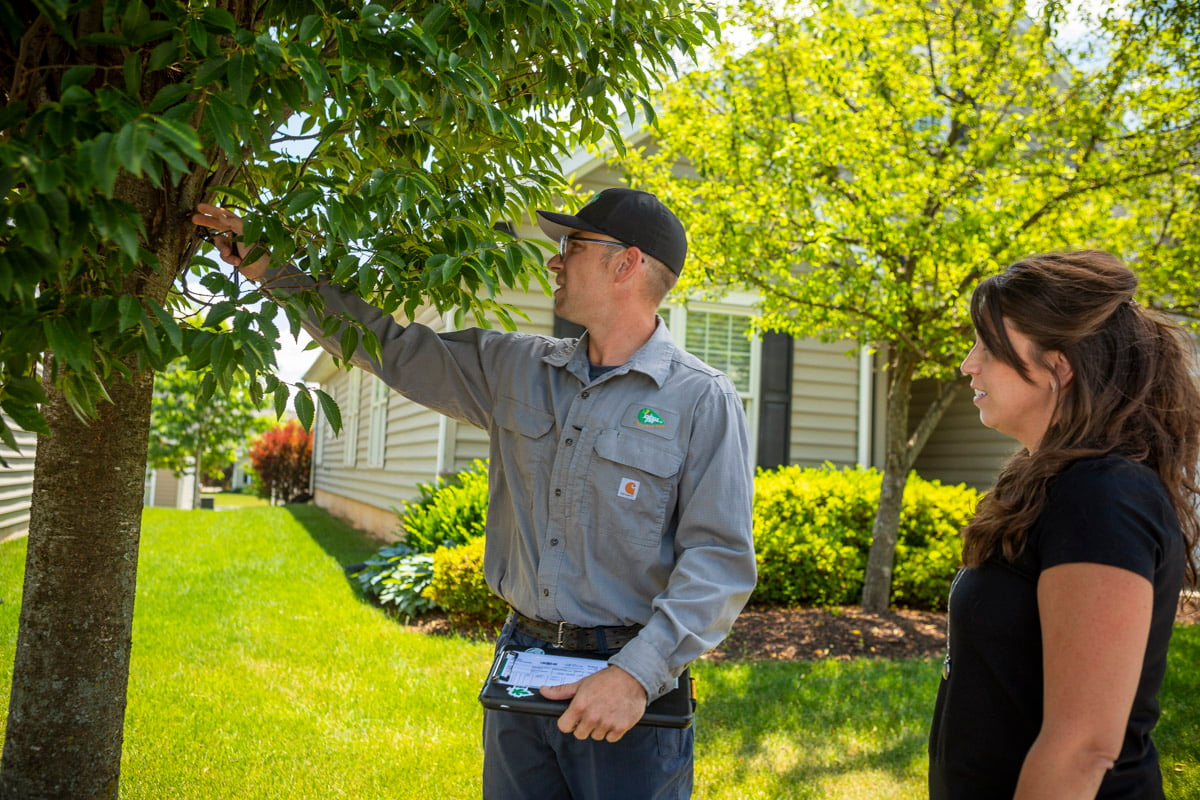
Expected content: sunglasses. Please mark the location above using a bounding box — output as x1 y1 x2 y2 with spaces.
558 235 629 259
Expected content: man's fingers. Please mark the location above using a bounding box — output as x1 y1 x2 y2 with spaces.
539 682 578 701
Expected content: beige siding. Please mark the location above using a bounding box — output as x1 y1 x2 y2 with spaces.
0 418 36 538
789 340 862 467
309 306 449 536
910 378 1015 491
148 469 185 508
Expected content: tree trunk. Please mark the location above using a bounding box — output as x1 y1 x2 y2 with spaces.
861 358 914 612
0 360 154 799
860 350 964 613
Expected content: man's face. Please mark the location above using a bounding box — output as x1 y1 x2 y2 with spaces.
548 231 628 324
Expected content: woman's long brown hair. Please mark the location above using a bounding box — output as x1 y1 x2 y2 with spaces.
961 250 1200 590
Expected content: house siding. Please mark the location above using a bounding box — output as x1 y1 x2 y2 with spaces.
309 306 449 535
910 378 1015 491
0 418 36 538
789 341 863 468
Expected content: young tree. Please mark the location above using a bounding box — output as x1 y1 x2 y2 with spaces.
0 2 718 796
622 0 1200 611
147 360 270 503
247 419 312 504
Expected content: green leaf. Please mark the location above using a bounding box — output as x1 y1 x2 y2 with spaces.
147 38 180 73
298 15 323 43
61 65 95 90
314 388 342 435
145 299 183 354
123 50 143 95
148 83 191 113
285 186 322 216
273 381 289 420
203 93 240 159
339 327 359 361
227 52 256 106
118 295 141 331
200 7 237 32
153 115 206 165
293 386 315 430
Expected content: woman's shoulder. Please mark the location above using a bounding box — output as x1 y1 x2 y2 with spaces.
1051 454 1163 499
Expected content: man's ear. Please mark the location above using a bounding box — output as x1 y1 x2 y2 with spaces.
612 247 642 285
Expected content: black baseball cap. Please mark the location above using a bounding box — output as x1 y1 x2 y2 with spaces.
536 188 688 275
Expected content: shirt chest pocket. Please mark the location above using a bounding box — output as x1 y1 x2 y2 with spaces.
590 430 684 548
494 397 556 473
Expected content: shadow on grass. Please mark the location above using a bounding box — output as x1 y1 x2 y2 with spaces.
696 657 938 791
280 503 395 601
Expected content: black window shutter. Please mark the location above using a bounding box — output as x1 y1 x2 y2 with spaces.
756 332 793 469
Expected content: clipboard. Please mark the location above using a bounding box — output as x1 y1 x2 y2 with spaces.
478 646 695 729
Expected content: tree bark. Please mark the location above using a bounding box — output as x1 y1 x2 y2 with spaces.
860 350 964 612
0 360 154 799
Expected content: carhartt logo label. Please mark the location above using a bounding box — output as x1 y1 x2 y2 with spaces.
618 478 640 500
636 408 665 427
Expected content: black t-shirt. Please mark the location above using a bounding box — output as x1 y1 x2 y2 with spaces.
928 456 1185 799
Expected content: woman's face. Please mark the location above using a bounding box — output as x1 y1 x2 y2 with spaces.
960 319 1063 452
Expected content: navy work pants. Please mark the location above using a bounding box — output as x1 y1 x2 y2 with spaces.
481 622 693 800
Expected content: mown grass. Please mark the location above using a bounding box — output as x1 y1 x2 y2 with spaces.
0 506 1196 799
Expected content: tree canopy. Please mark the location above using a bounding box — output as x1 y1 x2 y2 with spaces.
0 2 719 796
0 0 719 446
622 0 1200 609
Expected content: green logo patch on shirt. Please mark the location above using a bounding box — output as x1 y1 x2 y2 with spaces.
621 402 678 440
636 408 665 427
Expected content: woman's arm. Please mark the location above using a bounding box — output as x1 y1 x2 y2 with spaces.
1014 562 1152 799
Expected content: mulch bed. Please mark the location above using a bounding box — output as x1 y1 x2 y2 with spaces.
411 597 1200 663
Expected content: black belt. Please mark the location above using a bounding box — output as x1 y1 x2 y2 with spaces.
510 612 642 651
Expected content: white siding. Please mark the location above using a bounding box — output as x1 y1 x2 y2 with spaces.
0 418 36 538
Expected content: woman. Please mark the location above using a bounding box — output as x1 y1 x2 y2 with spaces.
928 250 1200 799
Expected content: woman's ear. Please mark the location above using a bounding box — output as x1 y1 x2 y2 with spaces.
1049 350 1074 391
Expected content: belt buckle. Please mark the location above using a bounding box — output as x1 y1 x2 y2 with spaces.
554 621 568 649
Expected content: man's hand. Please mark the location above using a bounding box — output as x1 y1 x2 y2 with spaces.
541 665 648 743
191 203 270 281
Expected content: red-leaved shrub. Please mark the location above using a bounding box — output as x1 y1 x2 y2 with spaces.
248 420 312 503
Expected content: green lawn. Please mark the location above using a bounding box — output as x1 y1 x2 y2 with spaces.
0 507 1196 798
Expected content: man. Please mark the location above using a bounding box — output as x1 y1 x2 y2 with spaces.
193 188 756 799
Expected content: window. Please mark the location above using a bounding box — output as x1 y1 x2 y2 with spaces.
661 302 763 466
683 310 754 393
312 400 325 467
366 376 389 468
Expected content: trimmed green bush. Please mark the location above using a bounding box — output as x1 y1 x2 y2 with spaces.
425 537 508 626
752 464 978 610
351 460 490 615
357 460 976 620
398 459 489 553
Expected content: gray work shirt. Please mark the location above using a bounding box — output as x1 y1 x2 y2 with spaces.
263 267 756 701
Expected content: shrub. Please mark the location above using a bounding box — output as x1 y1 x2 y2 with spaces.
247 419 312 504
425 537 507 626
352 461 494 620
351 543 437 620
752 464 978 610
398 459 489 552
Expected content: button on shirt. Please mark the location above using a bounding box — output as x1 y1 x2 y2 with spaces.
262 266 757 701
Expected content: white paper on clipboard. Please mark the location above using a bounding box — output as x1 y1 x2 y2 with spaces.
493 650 609 687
